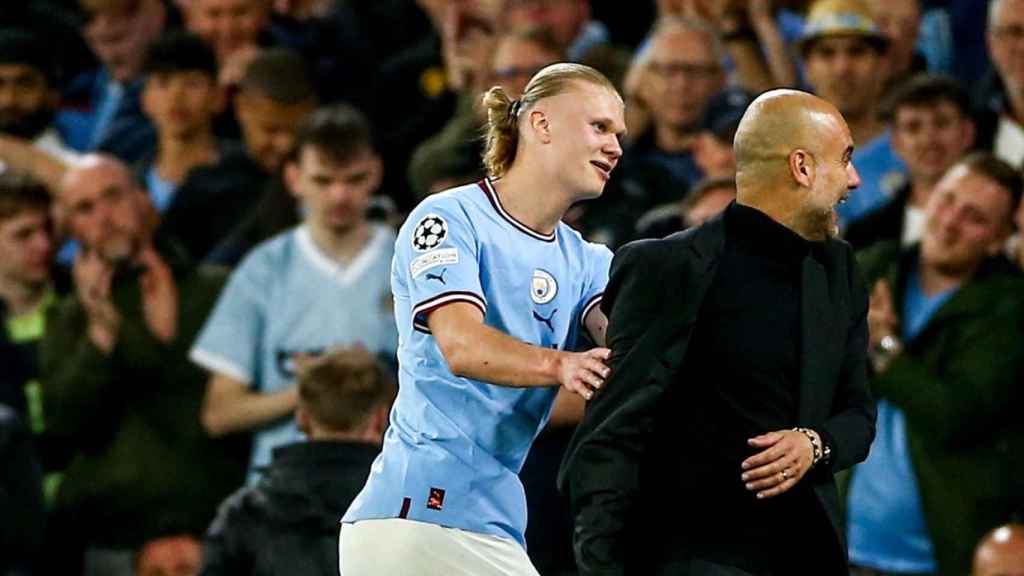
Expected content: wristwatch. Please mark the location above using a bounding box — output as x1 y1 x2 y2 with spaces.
879 335 900 354
870 334 903 372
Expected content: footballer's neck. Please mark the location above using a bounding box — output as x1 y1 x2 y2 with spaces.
494 162 573 235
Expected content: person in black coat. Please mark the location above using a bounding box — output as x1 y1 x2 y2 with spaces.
200 347 395 576
560 89 877 576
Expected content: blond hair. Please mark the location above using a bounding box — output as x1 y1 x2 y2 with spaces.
481 63 618 178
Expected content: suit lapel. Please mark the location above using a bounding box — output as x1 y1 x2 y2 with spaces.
798 242 844 424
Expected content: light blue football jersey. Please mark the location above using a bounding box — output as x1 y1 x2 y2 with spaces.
190 224 397 477
342 179 612 548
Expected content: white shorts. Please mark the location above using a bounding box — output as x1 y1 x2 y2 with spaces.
339 519 541 576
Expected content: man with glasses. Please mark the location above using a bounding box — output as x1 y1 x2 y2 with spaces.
578 16 722 248
977 0 1024 169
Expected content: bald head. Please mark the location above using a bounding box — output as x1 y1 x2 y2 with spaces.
60 154 151 261
734 89 845 179
61 155 135 198
974 524 1024 576
733 89 860 240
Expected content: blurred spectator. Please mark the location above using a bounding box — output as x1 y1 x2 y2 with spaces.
633 176 736 240
845 74 976 250
408 27 562 199
580 16 722 248
200 346 394 576
0 172 58 423
848 153 1024 576
40 155 247 576
503 0 605 62
58 0 168 163
625 16 723 192
0 29 81 193
0 405 44 576
799 0 907 227
692 87 751 181
136 535 202 576
159 48 316 264
973 524 1024 576
976 0 1024 169
139 31 226 213
865 0 927 86
656 0 799 94
0 29 79 164
184 0 270 87
190 105 397 479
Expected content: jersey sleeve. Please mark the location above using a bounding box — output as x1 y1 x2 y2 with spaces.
396 198 486 333
578 241 614 328
188 253 268 386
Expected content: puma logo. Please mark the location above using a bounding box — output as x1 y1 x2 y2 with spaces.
533 309 557 332
425 268 448 284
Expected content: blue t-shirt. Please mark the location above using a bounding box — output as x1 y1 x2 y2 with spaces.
145 165 177 213
190 224 397 477
838 130 907 228
848 267 957 572
342 179 612 547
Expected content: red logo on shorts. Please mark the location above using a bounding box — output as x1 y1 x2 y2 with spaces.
427 487 446 510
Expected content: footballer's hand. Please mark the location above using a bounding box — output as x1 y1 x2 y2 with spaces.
556 348 611 400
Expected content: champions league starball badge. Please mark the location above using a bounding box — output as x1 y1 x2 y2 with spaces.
412 214 448 252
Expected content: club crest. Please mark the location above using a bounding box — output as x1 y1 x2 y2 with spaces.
531 269 557 304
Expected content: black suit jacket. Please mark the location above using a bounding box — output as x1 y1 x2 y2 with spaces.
558 212 876 575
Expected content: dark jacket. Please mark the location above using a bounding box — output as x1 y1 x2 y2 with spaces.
0 405 43 575
39 243 248 548
854 242 1024 576
201 441 380 576
155 143 275 263
559 211 876 575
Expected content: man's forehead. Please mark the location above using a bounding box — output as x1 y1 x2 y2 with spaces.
651 29 713 58
895 100 964 119
941 167 1012 212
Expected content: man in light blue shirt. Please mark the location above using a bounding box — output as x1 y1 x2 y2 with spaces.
341 63 624 576
190 105 396 477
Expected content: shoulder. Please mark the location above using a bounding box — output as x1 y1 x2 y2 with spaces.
853 240 902 283
234 228 301 278
399 184 484 249
207 484 264 537
407 183 482 220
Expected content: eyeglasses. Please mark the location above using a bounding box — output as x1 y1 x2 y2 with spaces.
647 61 721 80
991 25 1024 42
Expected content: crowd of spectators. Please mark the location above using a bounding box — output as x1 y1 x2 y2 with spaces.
1 0 1022 575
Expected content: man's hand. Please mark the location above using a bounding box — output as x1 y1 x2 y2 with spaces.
138 246 178 344
556 347 611 400
868 279 899 349
741 429 816 499
74 250 120 354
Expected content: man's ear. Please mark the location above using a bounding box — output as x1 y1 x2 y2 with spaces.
528 109 551 144
789 149 815 188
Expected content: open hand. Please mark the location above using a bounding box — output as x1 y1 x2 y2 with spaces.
741 429 816 499
557 347 611 400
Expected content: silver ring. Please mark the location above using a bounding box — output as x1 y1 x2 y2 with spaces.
781 469 790 481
